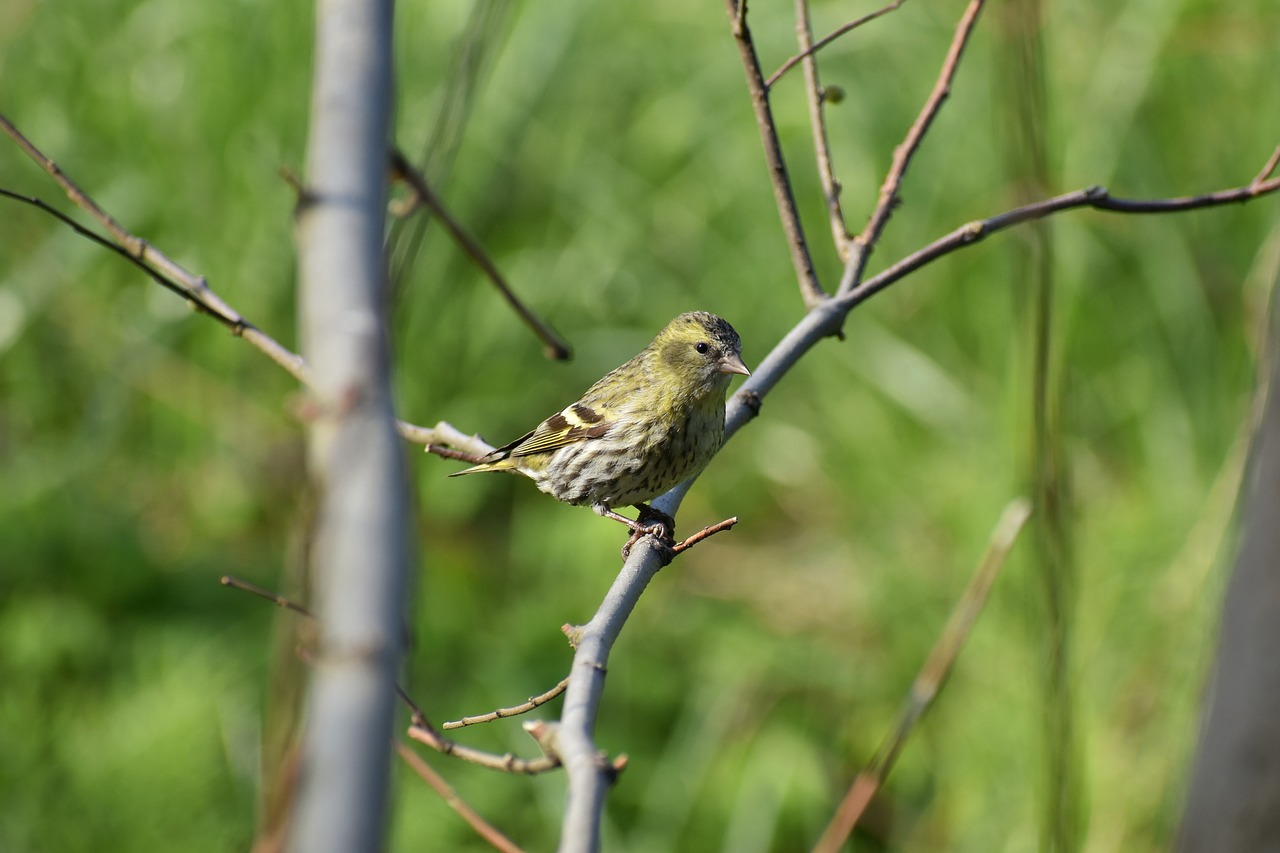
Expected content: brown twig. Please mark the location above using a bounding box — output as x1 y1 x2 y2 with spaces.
792 0 855 260
395 742 528 853
839 171 1280 310
839 0 986 296
220 575 560 775
812 499 1033 853
0 143 502 456
724 0 827 309
443 678 571 730
221 575 313 617
395 685 561 775
0 112 311 385
406 721 561 775
389 149 572 361
671 516 739 555
1250 144 1280 189
767 0 906 89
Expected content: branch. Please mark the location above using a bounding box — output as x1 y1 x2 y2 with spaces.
812 499 1032 853
389 149 572 360
443 678 571 730
0 113 310 385
287 1 408 846
767 0 906 89
839 0 986 295
840 173 1280 311
671 515 739 554
723 0 827 308
791 0 857 260
406 718 561 776
221 576 559 775
395 742 528 853
556 536 670 852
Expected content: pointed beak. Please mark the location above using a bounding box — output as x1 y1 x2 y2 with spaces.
718 352 751 376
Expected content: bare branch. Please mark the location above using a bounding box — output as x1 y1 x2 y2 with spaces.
767 0 905 89
671 516 739 554
723 0 828 308
406 721 561 775
395 742 528 853
390 149 572 361
0 113 311 385
812 499 1033 853
555 535 670 852
220 577 555 778
221 575 313 618
839 0 987 295
443 678 571 730
288 4 409 845
841 172 1280 310
792 0 857 260
1252 144 1280 188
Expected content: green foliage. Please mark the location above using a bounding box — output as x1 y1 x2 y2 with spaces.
2 0 1277 850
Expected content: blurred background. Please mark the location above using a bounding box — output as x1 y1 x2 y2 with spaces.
2 0 1278 850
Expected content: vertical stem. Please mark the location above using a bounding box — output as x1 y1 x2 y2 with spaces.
288 0 409 851
996 1 1083 849
794 0 853 260
725 0 828 308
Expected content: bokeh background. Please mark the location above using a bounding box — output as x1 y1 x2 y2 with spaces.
2 0 1278 850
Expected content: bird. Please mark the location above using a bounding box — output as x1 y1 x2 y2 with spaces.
449 311 749 550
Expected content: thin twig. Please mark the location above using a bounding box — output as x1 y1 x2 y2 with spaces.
221 575 560 775
0 113 311 385
671 516 739 554
792 0 862 260
390 149 572 361
839 0 986 296
443 678 571 730
396 687 561 775
811 499 1033 853
221 575 313 617
1250 144 1280 189
840 173 1280 310
406 722 561 775
395 742 528 853
767 0 905 89
723 0 827 308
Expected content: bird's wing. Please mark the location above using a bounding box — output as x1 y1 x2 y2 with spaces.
502 402 613 457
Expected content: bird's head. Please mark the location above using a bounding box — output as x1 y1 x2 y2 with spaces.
653 311 750 397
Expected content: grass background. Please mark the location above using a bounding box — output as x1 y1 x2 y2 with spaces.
2 0 1278 849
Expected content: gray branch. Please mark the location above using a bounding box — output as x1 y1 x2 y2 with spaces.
288 1 408 851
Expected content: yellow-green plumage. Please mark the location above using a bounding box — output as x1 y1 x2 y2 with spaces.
451 312 749 523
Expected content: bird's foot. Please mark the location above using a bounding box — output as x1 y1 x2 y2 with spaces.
620 504 676 561
594 503 677 561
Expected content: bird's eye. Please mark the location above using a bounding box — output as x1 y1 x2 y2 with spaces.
695 342 710 354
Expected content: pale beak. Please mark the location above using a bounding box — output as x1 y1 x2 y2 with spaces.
718 352 751 376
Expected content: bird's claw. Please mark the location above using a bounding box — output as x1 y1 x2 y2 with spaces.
620 517 676 562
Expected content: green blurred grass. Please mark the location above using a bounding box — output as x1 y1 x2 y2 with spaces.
2 0 1278 850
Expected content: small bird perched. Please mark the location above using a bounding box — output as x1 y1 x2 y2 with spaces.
449 311 749 549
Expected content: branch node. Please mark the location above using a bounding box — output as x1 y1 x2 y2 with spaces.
606 753 629 784
562 623 584 649
961 221 987 243
523 719 562 760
